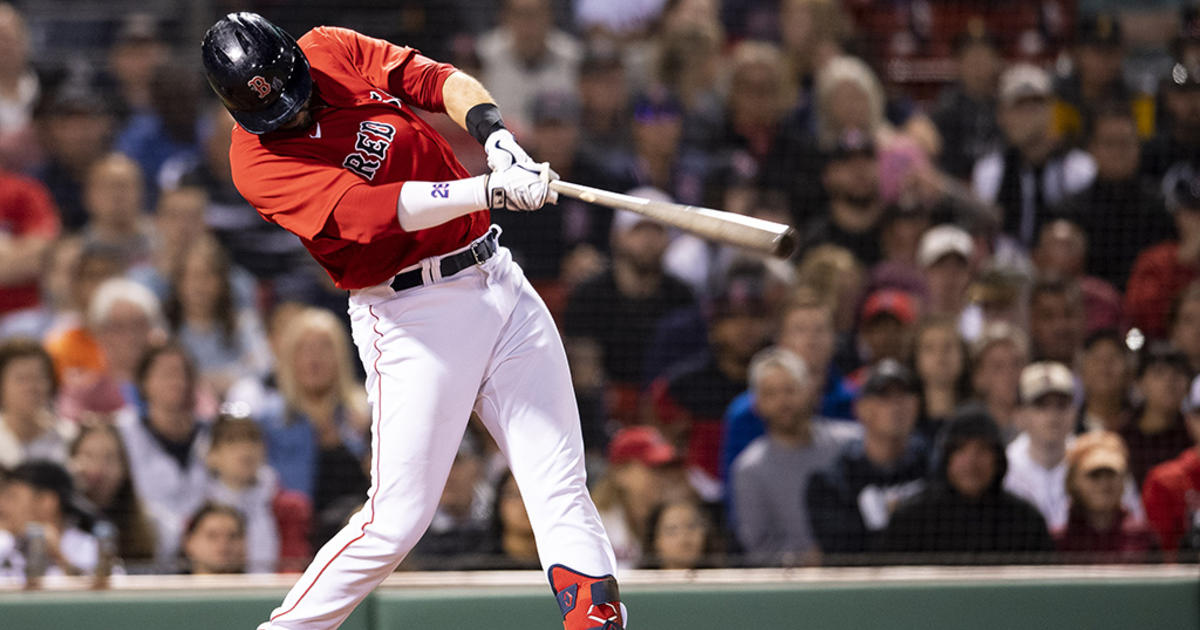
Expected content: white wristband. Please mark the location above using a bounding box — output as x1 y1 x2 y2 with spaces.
396 176 489 231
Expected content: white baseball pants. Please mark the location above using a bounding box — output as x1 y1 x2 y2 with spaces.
259 233 617 629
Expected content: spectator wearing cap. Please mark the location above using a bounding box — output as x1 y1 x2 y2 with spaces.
729 347 860 566
919 224 975 322
1030 220 1123 336
972 63 1096 248
1126 172 1200 339
1056 430 1160 563
591 426 684 571
1142 372 1200 558
1052 13 1155 144
968 322 1031 442
33 82 116 231
1141 60 1200 182
1076 329 1134 434
1056 104 1172 291
0 338 72 469
0 3 41 172
806 359 928 557
475 0 581 130
878 408 1054 562
627 87 709 207
648 263 774 492
0 167 60 335
847 288 919 386
1123 343 1195 486
1004 362 1144 531
931 19 1004 181
795 129 884 267
563 204 695 427
0 460 101 578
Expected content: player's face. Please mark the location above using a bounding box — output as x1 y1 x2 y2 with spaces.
276 98 315 132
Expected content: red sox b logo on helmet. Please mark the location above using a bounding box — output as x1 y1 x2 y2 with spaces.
247 75 272 99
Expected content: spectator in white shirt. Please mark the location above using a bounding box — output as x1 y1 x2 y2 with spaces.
1004 362 1142 530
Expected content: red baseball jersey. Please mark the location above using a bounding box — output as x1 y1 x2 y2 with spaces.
230 26 489 290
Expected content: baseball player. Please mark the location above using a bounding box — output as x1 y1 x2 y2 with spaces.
200 13 625 630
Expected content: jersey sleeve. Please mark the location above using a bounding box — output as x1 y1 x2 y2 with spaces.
231 134 405 243
310 26 458 112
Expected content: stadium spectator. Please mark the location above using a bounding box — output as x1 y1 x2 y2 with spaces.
795 129 884 267
653 18 724 150
968 322 1030 442
488 470 540 570
1027 275 1086 365
1171 281 1200 375
912 316 971 445
1141 61 1200 182
0 338 72 468
1056 431 1160 563
1076 330 1134 434
720 290 856 481
1030 220 1122 336
476 0 581 130
851 288 919 381
796 244 865 337
729 347 857 566
204 413 283 574
181 502 245 575
1052 14 1153 145
406 436 492 569
1142 373 1200 558
67 423 158 569
0 3 40 171
1058 105 1171 290
1123 343 1194 486
807 359 928 558
34 83 115 232
118 343 210 559
165 235 271 396
1004 361 1144 532
255 308 369 520
649 267 772 490
626 87 708 206
565 208 695 424
972 63 1095 248
80 153 150 264
592 426 680 570
0 169 60 336
918 224 974 321
641 498 716 569
1125 168 1200 340
576 43 632 158
223 301 306 420
878 408 1054 562
0 460 100 577
931 21 1003 181
713 41 796 166
127 185 209 303
102 14 168 123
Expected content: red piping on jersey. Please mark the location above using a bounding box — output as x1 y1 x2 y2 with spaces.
271 305 384 622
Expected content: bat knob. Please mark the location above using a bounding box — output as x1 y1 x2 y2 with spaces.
772 227 799 259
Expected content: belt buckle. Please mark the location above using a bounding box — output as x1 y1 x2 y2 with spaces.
470 240 487 266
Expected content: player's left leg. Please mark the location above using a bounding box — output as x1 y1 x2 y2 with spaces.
472 247 625 630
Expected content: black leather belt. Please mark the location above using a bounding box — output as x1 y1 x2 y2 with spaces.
390 227 499 292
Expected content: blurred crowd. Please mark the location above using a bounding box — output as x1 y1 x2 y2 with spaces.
1 0 1200 579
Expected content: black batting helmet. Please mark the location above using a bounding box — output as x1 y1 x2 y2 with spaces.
201 12 312 135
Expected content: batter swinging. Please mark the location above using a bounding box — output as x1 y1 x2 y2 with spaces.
200 13 624 630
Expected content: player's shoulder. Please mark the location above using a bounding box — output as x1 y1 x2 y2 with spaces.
298 25 357 48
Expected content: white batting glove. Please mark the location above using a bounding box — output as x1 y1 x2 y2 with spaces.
484 129 534 172
486 162 559 211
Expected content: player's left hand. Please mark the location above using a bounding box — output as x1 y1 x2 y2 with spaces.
487 161 560 211
484 129 534 172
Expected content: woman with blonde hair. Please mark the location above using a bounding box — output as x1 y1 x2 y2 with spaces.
257 307 369 523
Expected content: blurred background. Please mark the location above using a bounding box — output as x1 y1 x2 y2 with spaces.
0 0 1198 610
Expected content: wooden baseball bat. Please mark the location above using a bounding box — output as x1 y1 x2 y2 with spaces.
549 180 798 259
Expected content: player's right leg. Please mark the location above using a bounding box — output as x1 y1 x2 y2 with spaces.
258 279 505 629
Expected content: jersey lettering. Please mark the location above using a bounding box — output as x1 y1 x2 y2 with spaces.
343 121 396 180
248 76 272 99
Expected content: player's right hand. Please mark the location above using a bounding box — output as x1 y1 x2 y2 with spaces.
486 162 559 211
484 129 534 172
